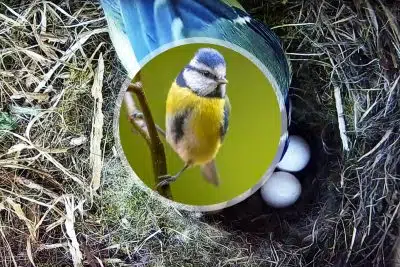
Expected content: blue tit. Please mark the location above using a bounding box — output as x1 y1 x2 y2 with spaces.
100 0 291 94
100 0 291 158
159 48 230 187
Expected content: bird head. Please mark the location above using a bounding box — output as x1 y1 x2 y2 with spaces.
180 48 228 98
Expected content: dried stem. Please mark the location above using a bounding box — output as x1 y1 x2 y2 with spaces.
333 85 350 151
124 74 172 200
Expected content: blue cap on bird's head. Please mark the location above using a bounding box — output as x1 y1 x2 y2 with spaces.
193 48 226 68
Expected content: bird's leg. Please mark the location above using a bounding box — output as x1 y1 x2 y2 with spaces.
157 163 190 188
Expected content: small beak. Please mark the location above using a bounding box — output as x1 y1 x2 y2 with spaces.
217 78 228 85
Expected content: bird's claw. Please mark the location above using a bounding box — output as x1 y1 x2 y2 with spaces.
156 175 177 188
132 111 144 119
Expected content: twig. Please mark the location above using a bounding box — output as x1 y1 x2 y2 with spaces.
358 129 393 162
90 53 104 192
13 175 59 199
124 74 172 200
271 22 315 29
64 195 83 267
333 85 350 151
124 93 151 145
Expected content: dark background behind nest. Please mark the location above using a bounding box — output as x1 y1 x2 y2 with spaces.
204 0 400 266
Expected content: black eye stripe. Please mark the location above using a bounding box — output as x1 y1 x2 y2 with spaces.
201 70 212 77
186 65 218 80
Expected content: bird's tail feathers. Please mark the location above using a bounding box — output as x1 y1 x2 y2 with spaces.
200 160 220 186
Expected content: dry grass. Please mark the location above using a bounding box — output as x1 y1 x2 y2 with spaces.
243 0 400 265
0 0 398 266
0 1 111 265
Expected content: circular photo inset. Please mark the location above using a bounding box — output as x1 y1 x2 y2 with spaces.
115 40 287 211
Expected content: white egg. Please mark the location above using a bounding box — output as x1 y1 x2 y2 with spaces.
277 135 311 172
260 171 302 208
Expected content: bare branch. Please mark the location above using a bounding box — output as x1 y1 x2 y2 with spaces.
124 74 172 200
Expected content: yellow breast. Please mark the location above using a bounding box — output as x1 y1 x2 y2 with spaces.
166 82 225 165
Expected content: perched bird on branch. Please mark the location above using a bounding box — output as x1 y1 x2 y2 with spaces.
160 48 231 186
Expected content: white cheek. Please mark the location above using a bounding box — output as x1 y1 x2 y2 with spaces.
198 80 217 95
184 70 215 95
184 71 203 89
215 65 226 77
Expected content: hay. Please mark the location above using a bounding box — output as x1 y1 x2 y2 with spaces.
0 0 398 266
240 0 399 265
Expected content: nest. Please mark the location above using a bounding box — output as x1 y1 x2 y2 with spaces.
0 0 398 266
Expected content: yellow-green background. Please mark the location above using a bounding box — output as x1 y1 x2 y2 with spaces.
119 43 281 206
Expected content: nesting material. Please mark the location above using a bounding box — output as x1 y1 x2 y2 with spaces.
0 0 398 266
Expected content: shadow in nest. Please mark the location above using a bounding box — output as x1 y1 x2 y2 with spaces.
200 1 345 241
203 98 343 242
204 128 338 239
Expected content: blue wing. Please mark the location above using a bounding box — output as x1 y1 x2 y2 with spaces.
101 0 241 64
101 0 291 94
